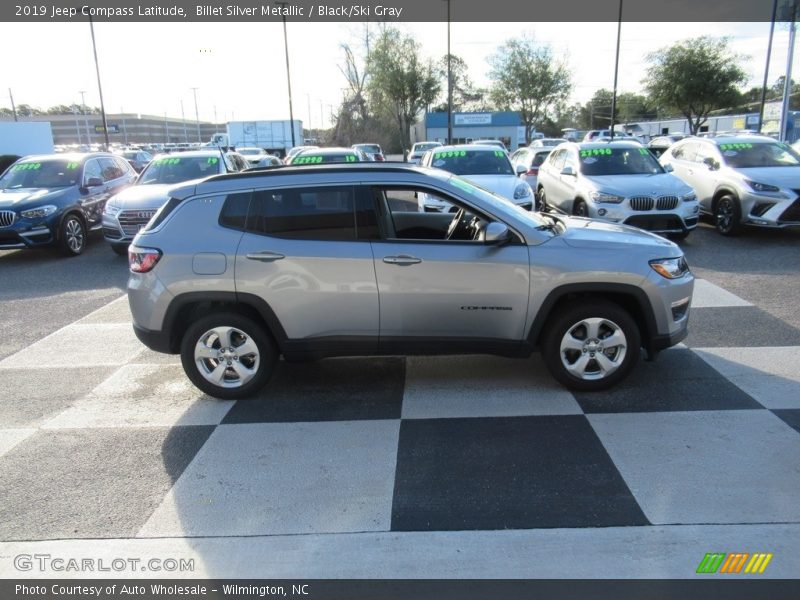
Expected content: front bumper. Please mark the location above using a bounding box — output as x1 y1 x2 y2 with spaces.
103 208 158 243
590 199 700 234
0 213 58 249
738 194 800 228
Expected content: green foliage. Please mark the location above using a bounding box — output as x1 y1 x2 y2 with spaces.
643 36 748 134
366 28 440 156
488 36 571 144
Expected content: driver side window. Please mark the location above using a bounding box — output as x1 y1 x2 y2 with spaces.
371 186 491 243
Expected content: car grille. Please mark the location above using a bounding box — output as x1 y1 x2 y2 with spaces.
779 199 800 223
0 210 15 227
656 196 679 210
117 209 158 236
624 215 685 233
629 197 654 211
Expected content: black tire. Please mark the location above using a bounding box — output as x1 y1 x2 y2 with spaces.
58 214 86 256
714 194 743 236
180 312 277 400
110 243 128 256
573 198 588 217
541 300 641 392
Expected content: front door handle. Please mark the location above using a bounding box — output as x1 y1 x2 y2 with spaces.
383 255 422 265
246 251 285 262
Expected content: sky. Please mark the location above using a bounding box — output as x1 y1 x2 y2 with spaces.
0 20 796 129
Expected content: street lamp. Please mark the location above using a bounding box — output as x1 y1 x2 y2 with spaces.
757 0 779 133
276 1 297 148
445 0 452 145
79 90 91 145
88 12 111 150
609 0 623 140
190 87 201 143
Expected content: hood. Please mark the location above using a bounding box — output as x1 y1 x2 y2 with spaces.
732 166 800 189
560 216 680 255
107 183 180 211
583 173 692 197
463 174 527 202
108 179 202 210
0 187 68 209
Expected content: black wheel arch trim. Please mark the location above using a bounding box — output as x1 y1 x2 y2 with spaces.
158 291 288 354
527 282 660 353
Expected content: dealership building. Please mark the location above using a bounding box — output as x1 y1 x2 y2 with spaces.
411 111 530 149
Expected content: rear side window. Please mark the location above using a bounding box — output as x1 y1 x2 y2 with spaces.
248 186 358 241
218 192 252 231
143 196 184 232
550 149 567 170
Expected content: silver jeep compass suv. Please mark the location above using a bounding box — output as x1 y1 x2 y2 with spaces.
127 163 693 399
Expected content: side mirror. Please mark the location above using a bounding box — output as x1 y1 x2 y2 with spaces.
84 177 103 188
561 166 576 177
515 163 527 176
663 163 674 172
484 222 511 244
703 157 719 171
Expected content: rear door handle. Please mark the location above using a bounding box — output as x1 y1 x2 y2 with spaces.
246 251 285 262
383 255 422 265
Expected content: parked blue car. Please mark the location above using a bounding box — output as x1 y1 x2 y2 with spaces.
0 153 137 256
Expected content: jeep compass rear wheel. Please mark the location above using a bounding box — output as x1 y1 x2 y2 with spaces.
542 301 640 391
180 313 276 400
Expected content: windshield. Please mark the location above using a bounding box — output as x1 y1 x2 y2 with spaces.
0 159 80 190
448 174 550 228
718 142 800 168
414 143 440 153
137 156 221 185
430 149 514 176
292 152 360 164
579 147 663 176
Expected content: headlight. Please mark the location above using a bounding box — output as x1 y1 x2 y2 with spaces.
104 203 121 216
745 180 780 193
514 183 532 199
682 192 697 202
590 191 624 204
20 205 58 219
650 257 690 279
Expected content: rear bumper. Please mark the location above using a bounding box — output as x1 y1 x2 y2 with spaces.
133 323 174 354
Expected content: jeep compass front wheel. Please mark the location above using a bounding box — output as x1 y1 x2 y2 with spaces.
542 301 640 391
180 313 277 400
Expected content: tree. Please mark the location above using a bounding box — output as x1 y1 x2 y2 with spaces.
366 28 440 156
644 36 748 135
488 36 571 144
431 54 485 112
615 92 657 124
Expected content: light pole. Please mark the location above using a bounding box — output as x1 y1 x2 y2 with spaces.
8 88 18 122
758 0 779 133
79 90 91 145
445 0 452 145
181 100 189 142
190 87 201 143
276 1 296 148
88 12 110 150
73 104 81 146
609 0 623 140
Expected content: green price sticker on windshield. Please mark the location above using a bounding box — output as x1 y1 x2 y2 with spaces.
719 143 753 151
494 150 505 157
153 157 181 166
206 158 218 164
12 162 42 171
66 162 79 170
639 148 650 155
580 148 612 158
295 156 324 164
345 155 357 162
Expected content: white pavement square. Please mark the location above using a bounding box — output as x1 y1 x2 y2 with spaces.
402 355 582 419
138 420 401 538
0 323 143 369
693 346 800 409
691 279 752 308
42 364 235 429
0 429 37 458
588 410 800 525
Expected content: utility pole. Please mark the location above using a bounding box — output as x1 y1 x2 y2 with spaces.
73 104 81 145
445 0 453 145
609 0 623 140
190 87 201 143
276 1 296 148
79 91 91 145
8 88 18 121
781 0 798 142
758 0 779 133
88 12 111 150
181 100 188 142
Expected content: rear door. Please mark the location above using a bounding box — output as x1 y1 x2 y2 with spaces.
234 184 379 345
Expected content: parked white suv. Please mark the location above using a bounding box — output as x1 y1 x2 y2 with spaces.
537 141 699 239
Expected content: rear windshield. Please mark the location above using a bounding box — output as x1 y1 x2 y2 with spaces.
0 159 81 189
718 142 800 168
413 143 441 152
430 149 513 176
137 156 221 185
579 147 663 176
356 145 382 154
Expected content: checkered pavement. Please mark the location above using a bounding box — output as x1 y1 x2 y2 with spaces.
1 279 799 577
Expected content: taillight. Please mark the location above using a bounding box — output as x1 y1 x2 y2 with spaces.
526 167 539 176
375 155 385 161
129 245 162 273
